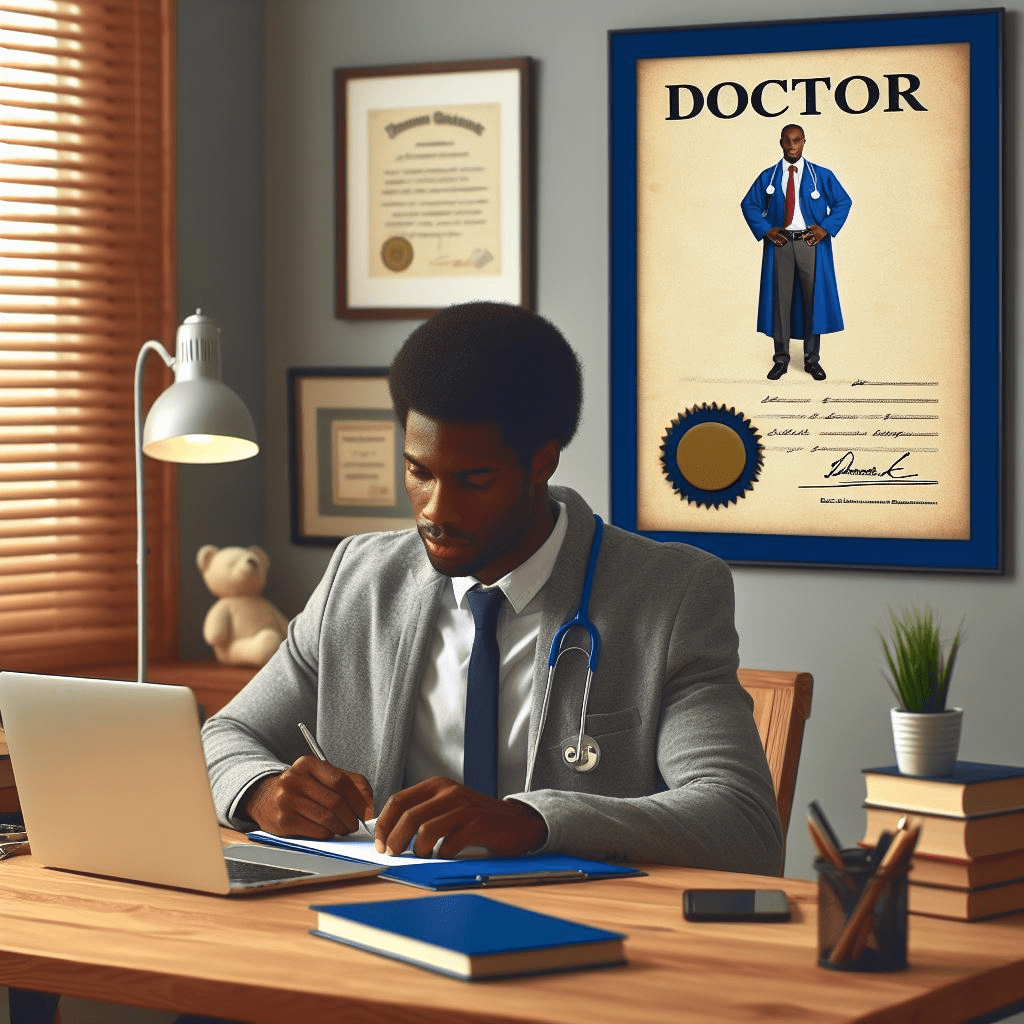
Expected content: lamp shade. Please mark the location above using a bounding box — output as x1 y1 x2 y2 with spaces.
140 310 258 464
143 378 258 462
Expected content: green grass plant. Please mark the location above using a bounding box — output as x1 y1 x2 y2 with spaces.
880 604 963 713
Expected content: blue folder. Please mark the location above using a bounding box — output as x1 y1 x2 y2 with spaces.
378 854 645 890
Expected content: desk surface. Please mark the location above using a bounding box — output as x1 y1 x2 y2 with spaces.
0 836 1022 1024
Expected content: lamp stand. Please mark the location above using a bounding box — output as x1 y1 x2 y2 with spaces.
134 340 176 684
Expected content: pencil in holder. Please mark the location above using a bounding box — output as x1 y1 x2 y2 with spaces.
815 849 909 972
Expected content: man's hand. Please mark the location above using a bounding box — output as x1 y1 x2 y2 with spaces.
373 777 548 859
765 227 788 248
803 224 828 246
243 755 374 838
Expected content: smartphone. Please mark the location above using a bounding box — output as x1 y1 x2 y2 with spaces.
682 888 791 923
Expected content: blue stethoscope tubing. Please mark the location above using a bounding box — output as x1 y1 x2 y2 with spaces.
524 514 603 791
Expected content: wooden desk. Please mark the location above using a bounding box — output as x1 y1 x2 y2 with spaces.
0 840 1021 1024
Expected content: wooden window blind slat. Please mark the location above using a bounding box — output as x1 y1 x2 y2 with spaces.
0 568 139 597
0 587 136 613
0 627 140 660
0 514 136 538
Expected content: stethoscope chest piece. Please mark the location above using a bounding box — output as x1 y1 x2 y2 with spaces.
523 514 606 792
563 736 600 773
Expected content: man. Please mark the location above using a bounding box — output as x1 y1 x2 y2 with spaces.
740 124 852 381
202 302 782 873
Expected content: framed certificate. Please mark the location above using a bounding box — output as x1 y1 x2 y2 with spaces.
609 10 1003 571
336 57 534 319
287 368 414 545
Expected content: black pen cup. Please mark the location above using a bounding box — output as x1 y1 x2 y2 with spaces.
815 850 909 972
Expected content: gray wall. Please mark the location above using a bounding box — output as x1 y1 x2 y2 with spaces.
181 0 1022 882
177 0 266 658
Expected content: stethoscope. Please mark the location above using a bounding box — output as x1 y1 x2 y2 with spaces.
524 514 604 791
764 159 820 202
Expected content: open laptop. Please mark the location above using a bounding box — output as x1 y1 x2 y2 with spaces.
0 671 381 894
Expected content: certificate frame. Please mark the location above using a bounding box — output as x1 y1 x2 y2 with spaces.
287 368 414 546
609 10 1003 572
335 57 534 319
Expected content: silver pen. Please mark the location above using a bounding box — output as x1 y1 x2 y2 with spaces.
298 722 374 838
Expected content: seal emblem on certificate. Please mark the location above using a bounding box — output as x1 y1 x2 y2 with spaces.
660 404 763 508
381 236 414 272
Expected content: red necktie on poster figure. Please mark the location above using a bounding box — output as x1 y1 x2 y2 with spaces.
784 164 797 228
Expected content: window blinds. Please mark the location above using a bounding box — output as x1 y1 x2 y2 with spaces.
0 0 177 671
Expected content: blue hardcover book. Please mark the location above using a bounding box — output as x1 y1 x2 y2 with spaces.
310 893 627 980
863 762 1024 817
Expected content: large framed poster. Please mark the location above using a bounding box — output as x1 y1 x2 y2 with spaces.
609 10 1003 571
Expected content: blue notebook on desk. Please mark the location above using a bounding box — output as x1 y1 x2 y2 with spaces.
248 830 644 890
310 892 627 979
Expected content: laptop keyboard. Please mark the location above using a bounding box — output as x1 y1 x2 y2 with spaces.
225 857 316 886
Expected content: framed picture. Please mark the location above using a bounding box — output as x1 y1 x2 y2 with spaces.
335 57 534 319
287 368 414 546
609 10 1003 571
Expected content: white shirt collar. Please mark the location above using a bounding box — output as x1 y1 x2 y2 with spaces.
451 499 568 615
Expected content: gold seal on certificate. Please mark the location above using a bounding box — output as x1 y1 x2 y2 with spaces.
660 404 763 508
381 236 414 272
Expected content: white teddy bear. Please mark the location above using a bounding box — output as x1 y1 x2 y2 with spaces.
196 544 289 667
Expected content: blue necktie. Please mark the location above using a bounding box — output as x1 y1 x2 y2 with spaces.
464 586 505 796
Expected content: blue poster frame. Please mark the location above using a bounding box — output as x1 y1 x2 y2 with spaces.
609 9 1003 572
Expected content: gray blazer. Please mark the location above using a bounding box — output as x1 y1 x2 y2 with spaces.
202 486 782 873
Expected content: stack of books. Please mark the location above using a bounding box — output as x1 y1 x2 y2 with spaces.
861 762 1024 921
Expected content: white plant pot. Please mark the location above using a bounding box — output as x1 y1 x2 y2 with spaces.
890 707 963 777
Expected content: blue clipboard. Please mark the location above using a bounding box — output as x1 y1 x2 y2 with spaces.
378 854 645 890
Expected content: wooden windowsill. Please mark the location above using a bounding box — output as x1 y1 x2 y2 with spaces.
77 660 258 717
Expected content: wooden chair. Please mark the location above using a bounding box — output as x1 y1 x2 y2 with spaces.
737 668 814 843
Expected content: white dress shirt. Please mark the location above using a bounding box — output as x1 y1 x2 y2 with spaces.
403 500 568 796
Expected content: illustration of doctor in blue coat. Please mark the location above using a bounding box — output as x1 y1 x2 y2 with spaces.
740 124 852 382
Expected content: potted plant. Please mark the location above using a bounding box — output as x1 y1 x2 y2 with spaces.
880 604 965 777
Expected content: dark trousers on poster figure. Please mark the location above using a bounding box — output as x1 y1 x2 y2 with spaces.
772 236 820 368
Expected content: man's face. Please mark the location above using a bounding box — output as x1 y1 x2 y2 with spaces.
403 411 555 584
780 127 805 163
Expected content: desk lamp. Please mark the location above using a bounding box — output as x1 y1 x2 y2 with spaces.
134 309 259 683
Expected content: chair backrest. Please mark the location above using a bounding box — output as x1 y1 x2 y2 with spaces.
737 668 813 843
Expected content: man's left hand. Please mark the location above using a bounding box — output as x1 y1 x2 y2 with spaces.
373 776 548 858
804 224 828 246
